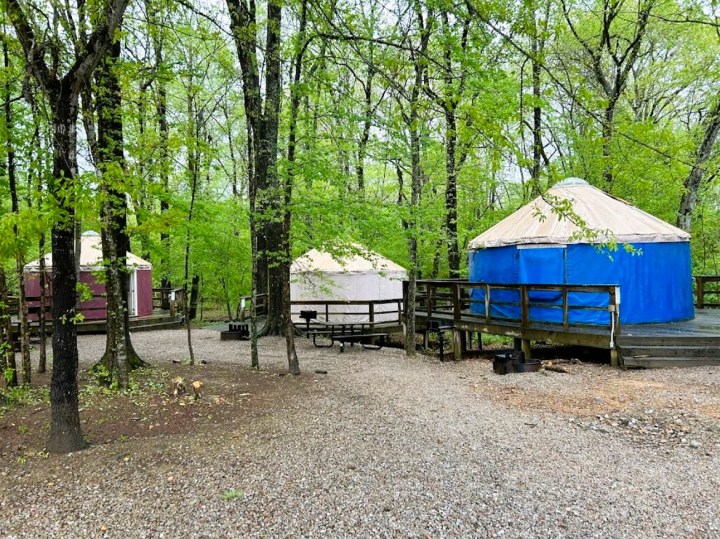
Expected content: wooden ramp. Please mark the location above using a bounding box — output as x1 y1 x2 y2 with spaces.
76 313 182 334
618 310 720 368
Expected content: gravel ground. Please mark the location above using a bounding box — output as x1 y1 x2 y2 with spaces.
2 328 720 538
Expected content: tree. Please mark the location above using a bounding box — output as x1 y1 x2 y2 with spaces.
677 96 720 232
559 0 655 191
5 0 131 453
227 0 300 373
94 39 148 386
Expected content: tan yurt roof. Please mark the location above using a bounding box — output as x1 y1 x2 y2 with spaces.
469 178 689 249
291 245 406 274
24 231 152 271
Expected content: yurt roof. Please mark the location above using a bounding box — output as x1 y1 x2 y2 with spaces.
24 231 152 271
291 245 406 274
469 178 690 249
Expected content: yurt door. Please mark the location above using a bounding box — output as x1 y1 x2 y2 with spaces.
128 270 138 316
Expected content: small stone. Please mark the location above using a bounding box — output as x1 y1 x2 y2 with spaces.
689 440 701 449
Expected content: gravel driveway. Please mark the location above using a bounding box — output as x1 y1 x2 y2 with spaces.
1 328 719 538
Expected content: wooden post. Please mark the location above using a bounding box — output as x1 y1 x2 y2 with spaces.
520 285 529 329
426 282 434 320
562 286 569 330
453 328 462 360
521 338 532 360
696 276 704 308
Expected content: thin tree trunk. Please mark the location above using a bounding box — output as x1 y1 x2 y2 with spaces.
281 0 309 375
37 234 48 373
0 267 18 387
529 17 545 199
601 103 616 190
183 119 200 364
189 275 200 320
4 41 31 384
677 97 720 232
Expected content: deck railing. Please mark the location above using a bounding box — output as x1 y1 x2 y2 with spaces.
694 276 720 308
290 298 403 325
407 280 621 344
152 287 185 317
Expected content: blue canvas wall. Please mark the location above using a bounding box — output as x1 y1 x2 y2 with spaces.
468 241 693 325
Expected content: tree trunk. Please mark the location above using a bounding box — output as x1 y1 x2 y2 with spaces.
47 103 87 454
677 97 720 232
444 107 460 278
93 40 146 380
0 266 18 387
37 234 48 373
8 0 130 454
601 103 616 190
189 275 200 320
4 40 31 384
227 0 285 338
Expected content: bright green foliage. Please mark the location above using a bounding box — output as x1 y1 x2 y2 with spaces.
0 0 718 315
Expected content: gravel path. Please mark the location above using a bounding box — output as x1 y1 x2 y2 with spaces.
2 329 720 538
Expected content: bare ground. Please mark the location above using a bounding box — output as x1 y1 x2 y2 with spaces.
1 328 719 538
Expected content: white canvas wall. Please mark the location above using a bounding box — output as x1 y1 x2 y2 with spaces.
291 269 406 324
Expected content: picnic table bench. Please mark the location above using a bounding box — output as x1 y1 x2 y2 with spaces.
333 332 389 352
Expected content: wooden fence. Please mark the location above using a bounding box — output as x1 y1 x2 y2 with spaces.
694 276 720 308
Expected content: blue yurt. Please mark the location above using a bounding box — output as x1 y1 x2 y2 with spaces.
468 178 693 325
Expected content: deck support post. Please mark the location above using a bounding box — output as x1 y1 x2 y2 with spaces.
453 329 462 360
521 338 531 359
610 348 619 367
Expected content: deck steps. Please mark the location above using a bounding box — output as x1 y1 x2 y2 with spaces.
617 335 720 368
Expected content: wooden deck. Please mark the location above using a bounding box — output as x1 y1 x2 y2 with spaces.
408 280 720 368
619 310 720 368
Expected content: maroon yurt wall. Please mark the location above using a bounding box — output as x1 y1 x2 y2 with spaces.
23 231 154 322
136 268 153 317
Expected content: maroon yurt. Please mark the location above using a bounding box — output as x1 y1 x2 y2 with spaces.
24 231 153 320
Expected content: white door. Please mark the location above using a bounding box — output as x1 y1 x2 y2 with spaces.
128 270 138 316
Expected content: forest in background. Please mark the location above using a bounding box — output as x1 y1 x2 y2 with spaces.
0 0 718 315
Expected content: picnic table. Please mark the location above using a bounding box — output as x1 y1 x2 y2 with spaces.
308 320 388 352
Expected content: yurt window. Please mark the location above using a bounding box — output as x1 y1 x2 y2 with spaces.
516 245 566 285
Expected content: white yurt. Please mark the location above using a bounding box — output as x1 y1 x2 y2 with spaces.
290 245 407 324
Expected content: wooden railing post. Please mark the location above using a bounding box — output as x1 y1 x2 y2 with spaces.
520 285 529 329
696 276 704 308
369 301 375 325
452 282 461 323
402 280 408 323
426 282 434 320
562 286 569 330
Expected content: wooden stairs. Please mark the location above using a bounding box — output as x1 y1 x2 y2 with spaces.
617 335 720 368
